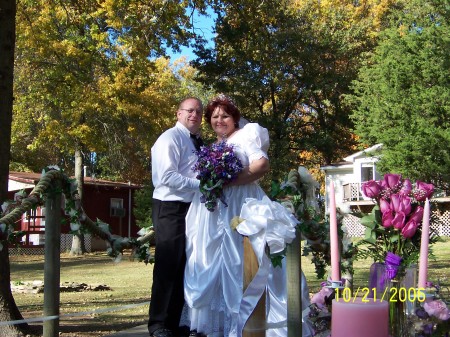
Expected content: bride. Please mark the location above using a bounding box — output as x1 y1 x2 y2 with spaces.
184 94 290 337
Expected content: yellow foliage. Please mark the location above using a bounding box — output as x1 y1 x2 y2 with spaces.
292 0 393 38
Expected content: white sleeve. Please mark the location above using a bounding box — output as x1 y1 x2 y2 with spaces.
151 134 199 192
242 123 270 163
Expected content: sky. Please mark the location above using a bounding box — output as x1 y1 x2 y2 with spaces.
168 8 216 62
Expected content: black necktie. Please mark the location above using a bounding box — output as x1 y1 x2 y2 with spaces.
190 133 204 151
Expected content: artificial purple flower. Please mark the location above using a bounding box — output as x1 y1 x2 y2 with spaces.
426 281 434 288
192 141 243 211
379 199 391 214
423 323 434 335
416 307 430 319
401 218 419 238
382 211 394 228
424 299 450 321
380 173 402 190
392 212 406 229
362 180 382 199
399 178 413 196
310 286 334 312
390 194 412 215
415 181 434 201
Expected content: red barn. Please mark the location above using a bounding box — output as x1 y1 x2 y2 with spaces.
7 171 143 252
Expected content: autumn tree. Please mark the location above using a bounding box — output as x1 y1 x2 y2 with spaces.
348 0 450 188
0 0 39 335
4 0 208 333
192 0 394 179
12 0 210 255
12 0 205 179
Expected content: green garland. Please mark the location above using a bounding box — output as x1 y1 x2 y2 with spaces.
270 168 357 280
0 167 154 262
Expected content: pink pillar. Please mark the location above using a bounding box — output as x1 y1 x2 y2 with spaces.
418 198 430 288
329 181 340 282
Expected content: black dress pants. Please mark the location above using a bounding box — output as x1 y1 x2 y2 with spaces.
148 199 190 335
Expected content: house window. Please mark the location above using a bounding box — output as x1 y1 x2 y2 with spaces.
110 198 125 217
361 165 374 182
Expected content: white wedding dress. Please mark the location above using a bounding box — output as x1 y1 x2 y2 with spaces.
184 123 288 337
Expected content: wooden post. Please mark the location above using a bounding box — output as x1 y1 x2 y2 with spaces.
43 180 61 337
286 235 301 337
243 237 266 337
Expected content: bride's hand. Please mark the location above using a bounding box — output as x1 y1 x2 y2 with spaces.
229 157 269 186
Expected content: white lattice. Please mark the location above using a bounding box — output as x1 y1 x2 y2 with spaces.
343 214 366 237
10 247 44 255
433 210 450 237
10 234 92 256
343 211 450 238
350 183 360 201
60 234 92 253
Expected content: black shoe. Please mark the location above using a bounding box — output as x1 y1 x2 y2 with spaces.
151 328 173 337
176 325 190 337
189 331 207 337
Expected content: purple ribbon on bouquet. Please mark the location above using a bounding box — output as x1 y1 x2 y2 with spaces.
385 252 402 279
368 252 403 295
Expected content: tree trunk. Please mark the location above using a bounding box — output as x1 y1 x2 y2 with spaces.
0 0 15 204
0 1 33 335
70 148 86 255
0 247 33 336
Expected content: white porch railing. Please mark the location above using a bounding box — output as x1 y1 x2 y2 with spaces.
342 182 364 202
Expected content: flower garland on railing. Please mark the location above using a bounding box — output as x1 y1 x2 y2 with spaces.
0 166 154 262
0 168 64 251
228 167 356 275
268 168 356 280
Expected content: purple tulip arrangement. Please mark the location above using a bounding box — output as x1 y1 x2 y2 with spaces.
359 173 435 272
192 140 243 212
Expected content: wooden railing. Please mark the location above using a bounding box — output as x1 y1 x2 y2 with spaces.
2 168 304 336
0 169 153 337
342 182 364 202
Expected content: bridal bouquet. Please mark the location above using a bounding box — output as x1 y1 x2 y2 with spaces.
192 140 243 211
358 173 435 275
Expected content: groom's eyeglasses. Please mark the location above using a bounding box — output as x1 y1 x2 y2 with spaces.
179 108 202 114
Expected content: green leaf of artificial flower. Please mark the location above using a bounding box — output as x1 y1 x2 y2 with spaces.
270 254 284 268
360 215 376 229
390 234 400 243
364 228 376 244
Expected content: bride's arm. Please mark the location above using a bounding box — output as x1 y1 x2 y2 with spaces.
229 157 269 186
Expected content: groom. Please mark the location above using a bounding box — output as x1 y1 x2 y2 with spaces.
148 97 203 337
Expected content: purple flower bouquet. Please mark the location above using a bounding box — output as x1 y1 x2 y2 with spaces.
192 140 243 211
359 173 435 270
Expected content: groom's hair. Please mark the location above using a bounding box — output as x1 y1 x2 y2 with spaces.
178 97 203 110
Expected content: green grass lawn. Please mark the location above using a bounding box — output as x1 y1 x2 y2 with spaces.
8 238 449 336
301 237 450 296
10 251 152 337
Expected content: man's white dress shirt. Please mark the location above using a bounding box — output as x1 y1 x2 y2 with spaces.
152 122 200 202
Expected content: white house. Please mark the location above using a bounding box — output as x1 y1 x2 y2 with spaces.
320 144 382 212
320 144 450 237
